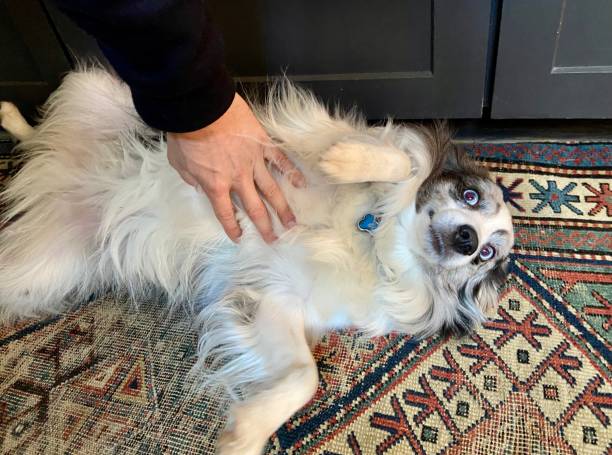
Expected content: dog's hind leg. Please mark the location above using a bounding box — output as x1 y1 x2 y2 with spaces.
202 293 318 455
0 102 35 141
0 78 121 320
217 317 317 454
0 199 102 320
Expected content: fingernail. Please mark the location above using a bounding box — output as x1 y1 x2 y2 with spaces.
286 219 296 229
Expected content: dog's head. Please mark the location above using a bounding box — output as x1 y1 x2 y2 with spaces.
402 128 514 335
414 146 513 269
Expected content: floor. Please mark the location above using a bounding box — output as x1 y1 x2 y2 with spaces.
452 119 612 144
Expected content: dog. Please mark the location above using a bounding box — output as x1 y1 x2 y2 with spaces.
0 69 513 454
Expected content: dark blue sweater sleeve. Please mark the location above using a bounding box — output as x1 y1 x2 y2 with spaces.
54 0 236 132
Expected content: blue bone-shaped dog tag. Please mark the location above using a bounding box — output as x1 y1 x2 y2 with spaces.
357 213 381 233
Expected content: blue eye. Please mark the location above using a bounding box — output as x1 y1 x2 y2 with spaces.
463 189 479 206
479 245 495 261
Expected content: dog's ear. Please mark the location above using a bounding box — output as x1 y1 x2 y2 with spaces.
447 258 509 337
443 145 474 171
444 145 467 170
474 258 510 316
318 141 413 183
441 144 490 179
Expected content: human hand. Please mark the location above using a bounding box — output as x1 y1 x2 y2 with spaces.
167 93 305 243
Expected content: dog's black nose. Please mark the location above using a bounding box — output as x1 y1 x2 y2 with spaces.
452 225 478 255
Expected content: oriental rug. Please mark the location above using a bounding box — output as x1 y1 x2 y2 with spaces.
0 141 610 454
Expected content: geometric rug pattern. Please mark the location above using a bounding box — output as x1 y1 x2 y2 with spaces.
0 141 610 454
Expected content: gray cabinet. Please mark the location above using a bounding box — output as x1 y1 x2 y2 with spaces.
210 0 492 119
492 0 612 118
1 1 612 121
0 0 71 120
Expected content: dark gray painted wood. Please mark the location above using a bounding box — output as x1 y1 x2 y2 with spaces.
0 0 71 120
492 0 612 119
1 0 491 121
212 0 432 76
210 0 491 119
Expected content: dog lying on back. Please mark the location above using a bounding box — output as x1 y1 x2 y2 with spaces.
0 69 513 454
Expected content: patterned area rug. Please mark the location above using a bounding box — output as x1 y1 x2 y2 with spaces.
0 141 610 454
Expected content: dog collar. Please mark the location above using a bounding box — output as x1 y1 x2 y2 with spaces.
357 213 381 234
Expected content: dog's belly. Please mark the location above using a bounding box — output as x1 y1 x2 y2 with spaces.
270 241 378 331
305 274 373 330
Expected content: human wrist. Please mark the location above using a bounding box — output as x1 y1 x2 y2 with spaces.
167 92 240 140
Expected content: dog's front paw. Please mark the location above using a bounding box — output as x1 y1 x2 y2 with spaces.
319 141 413 184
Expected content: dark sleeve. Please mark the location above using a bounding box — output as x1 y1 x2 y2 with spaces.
53 0 236 133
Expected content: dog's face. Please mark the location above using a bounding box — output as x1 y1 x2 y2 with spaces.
414 159 513 271
408 142 514 330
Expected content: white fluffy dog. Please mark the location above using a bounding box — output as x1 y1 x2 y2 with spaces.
0 69 513 454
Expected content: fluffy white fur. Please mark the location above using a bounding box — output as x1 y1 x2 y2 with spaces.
0 69 513 454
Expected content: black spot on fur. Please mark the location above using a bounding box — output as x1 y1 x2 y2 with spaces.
472 259 510 297
444 259 510 338
437 283 479 339
443 284 479 338
440 320 473 338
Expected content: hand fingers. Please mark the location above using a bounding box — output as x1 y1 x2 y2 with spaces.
235 179 276 243
254 161 296 230
168 154 242 241
264 146 306 188
202 184 242 242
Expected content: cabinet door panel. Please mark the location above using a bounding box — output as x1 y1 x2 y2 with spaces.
210 0 491 119
492 0 612 118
